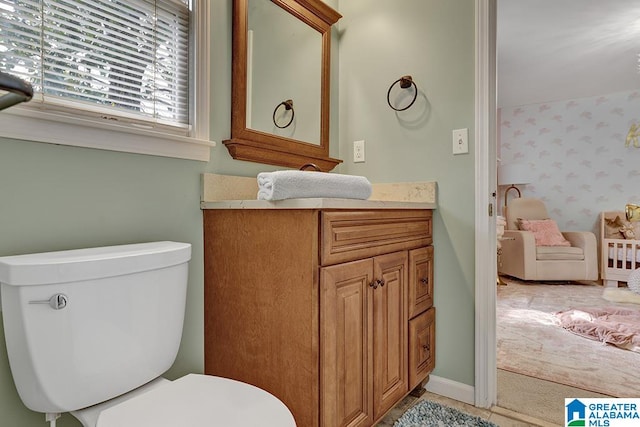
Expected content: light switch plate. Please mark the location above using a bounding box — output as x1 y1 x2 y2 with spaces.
353 140 365 163
452 128 469 155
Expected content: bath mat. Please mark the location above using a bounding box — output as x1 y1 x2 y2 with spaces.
393 400 497 427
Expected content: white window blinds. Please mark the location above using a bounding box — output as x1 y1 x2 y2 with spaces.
0 0 190 131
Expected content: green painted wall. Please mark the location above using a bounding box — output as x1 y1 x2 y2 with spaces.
337 0 476 386
0 1 476 425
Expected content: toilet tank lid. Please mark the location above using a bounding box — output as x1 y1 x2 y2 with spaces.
0 241 191 286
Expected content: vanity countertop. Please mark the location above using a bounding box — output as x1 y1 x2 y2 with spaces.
201 198 436 210
200 173 437 210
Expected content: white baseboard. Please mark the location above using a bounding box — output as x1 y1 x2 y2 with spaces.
424 375 475 405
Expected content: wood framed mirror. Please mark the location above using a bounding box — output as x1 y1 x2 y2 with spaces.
223 0 342 171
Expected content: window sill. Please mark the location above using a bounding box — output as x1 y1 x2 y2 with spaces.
0 106 215 161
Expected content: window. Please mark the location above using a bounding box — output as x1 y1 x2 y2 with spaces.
0 0 212 161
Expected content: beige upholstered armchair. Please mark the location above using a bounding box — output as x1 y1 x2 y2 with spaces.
499 198 598 281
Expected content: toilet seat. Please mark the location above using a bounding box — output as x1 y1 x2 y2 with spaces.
94 374 296 427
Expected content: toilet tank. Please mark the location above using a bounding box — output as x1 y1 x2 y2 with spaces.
0 241 191 413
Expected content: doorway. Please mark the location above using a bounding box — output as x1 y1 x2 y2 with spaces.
482 0 640 411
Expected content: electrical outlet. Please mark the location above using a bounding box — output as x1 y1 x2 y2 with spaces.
452 128 469 155
353 140 365 163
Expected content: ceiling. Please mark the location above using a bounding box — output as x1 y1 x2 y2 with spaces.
497 0 640 108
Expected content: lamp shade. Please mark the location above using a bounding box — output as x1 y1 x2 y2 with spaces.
498 163 532 186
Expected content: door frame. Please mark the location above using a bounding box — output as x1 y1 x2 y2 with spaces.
474 0 497 408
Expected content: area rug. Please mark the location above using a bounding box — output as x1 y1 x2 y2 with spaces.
497 278 640 397
393 400 496 427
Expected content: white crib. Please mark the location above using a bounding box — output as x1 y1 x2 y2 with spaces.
600 211 640 287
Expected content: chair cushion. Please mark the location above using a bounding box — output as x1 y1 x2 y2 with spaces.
536 245 584 260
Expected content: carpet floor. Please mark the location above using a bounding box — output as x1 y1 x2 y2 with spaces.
497 369 608 425
497 277 640 397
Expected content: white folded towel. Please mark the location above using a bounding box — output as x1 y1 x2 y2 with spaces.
257 170 372 201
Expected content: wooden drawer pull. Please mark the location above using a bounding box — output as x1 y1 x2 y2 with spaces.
420 277 428 285
422 344 430 351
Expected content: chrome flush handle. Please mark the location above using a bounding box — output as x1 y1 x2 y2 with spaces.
29 294 68 310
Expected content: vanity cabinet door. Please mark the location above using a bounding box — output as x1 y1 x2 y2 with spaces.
372 251 409 420
408 308 436 390
320 251 409 426
408 246 434 319
320 258 374 427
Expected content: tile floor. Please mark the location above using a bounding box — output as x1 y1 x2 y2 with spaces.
376 391 560 427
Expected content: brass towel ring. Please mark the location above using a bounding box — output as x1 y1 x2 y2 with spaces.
272 99 295 128
387 75 418 111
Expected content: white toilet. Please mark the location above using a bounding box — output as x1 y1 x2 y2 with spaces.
0 241 296 427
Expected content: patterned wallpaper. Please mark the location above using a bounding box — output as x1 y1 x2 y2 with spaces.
499 90 640 234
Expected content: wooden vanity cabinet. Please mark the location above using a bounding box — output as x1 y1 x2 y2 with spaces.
204 208 434 427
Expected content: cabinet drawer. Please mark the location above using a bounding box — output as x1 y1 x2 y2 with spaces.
408 308 435 390
408 246 434 319
321 210 432 266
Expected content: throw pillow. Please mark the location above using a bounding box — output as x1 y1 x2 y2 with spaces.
517 218 571 247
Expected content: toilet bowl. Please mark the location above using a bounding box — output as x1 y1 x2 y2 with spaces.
0 242 296 427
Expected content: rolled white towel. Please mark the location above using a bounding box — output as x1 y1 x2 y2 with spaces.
497 215 506 226
257 170 372 201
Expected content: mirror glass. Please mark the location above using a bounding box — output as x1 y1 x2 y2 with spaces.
247 0 321 144
223 0 342 171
